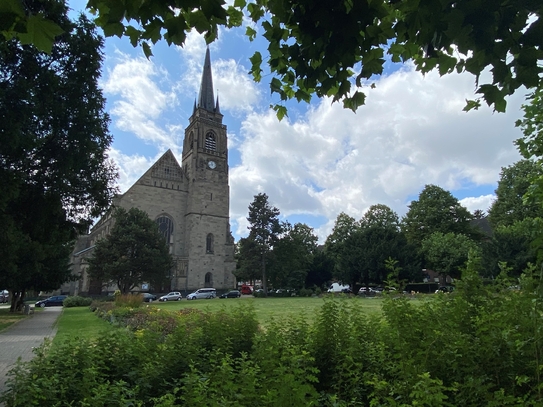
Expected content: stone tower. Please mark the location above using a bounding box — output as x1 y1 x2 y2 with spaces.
181 47 236 289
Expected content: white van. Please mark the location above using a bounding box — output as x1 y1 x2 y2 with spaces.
327 283 351 293
186 288 216 300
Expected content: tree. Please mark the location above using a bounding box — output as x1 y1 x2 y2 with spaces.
481 219 538 279
336 205 419 290
306 248 334 290
268 222 318 289
234 237 262 283
402 185 476 245
421 232 481 281
324 212 359 277
488 160 543 228
0 0 117 311
360 204 400 230
87 207 173 293
3 0 540 115
246 193 282 295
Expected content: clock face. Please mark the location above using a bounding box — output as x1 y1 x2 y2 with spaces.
208 160 216 169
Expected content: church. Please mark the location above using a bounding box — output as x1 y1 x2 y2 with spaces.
64 48 237 295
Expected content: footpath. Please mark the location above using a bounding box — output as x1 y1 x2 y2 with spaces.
0 306 62 403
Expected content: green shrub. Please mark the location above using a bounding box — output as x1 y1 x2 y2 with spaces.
115 293 143 308
298 288 313 297
63 296 93 308
5 262 543 406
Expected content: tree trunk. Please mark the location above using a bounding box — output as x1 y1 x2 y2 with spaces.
261 253 267 297
9 290 25 313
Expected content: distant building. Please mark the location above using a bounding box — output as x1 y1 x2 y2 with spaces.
64 48 236 295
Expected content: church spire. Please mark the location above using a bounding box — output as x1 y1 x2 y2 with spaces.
197 47 216 112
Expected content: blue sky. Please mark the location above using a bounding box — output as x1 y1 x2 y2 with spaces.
69 1 524 243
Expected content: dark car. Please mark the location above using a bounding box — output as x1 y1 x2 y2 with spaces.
35 295 67 308
0 290 8 304
219 290 241 299
143 293 157 302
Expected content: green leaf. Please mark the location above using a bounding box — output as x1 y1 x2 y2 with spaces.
227 7 243 27
0 0 25 15
18 13 64 53
343 91 366 112
270 77 282 94
187 10 209 33
245 26 257 41
249 51 262 82
463 99 481 112
271 104 288 121
101 22 125 38
142 41 153 59
125 26 141 47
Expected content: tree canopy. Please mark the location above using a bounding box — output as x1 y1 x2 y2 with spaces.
87 207 174 293
0 0 117 311
3 0 541 117
421 232 480 280
488 160 543 228
268 222 318 289
401 184 476 245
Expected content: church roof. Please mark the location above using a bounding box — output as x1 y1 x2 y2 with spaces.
197 47 218 113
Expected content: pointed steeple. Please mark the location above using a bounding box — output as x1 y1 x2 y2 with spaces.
197 47 216 112
215 95 221 114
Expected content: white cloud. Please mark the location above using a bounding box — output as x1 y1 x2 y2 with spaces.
460 195 496 215
229 65 524 242
102 52 180 151
108 148 155 193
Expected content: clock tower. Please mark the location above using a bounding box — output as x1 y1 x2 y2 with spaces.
181 47 235 289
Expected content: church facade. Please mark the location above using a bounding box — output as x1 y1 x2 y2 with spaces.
64 49 236 295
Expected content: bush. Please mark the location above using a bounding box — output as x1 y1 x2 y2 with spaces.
298 288 313 297
63 296 93 308
115 293 143 308
5 262 543 406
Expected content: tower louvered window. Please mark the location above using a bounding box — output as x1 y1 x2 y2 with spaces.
205 132 216 151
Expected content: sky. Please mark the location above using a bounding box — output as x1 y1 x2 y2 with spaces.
69 1 525 243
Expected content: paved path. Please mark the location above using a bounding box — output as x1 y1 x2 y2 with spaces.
0 307 62 402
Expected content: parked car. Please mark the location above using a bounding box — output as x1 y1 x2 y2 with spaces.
219 290 241 299
35 295 67 308
142 293 157 302
186 288 217 300
358 287 379 295
159 292 182 301
0 290 8 304
435 286 454 294
328 283 350 293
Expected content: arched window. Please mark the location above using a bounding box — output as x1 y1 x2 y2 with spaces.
156 216 174 244
205 132 216 151
204 272 213 287
206 233 214 254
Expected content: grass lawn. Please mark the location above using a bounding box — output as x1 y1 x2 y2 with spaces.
0 308 28 332
53 307 115 345
51 295 396 342
147 295 385 324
